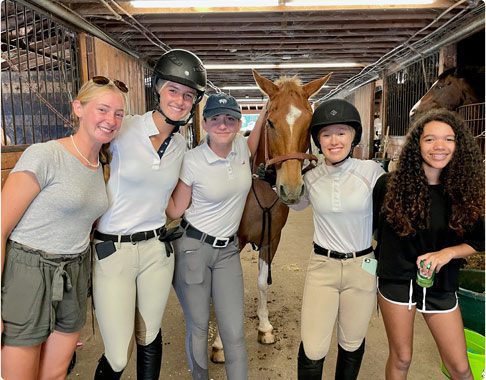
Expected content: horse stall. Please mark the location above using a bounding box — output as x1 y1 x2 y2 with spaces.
458 103 485 155
378 29 485 164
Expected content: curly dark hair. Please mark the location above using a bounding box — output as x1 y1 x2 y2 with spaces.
383 108 484 236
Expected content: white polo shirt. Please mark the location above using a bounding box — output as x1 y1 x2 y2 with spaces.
97 111 186 234
181 134 252 237
297 158 384 253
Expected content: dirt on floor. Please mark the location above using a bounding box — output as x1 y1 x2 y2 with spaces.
68 208 453 379
465 252 485 270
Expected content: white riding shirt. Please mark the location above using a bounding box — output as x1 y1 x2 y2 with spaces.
97 111 186 234
294 158 384 253
181 134 252 237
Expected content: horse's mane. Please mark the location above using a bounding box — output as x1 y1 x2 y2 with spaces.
274 76 303 87
439 66 485 101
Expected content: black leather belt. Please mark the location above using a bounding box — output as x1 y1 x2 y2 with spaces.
94 227 166 244
181 219 235 248
313 243 373 260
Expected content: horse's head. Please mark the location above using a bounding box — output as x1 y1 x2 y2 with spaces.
410 67 481 119
253 69 331 204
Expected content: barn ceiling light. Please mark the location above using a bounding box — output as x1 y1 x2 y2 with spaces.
206 62 362 69
132 0 436 7
286 0 434 5
222 85 330 90
131 0 278 7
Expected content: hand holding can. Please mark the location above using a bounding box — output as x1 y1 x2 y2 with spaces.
416 260 435 288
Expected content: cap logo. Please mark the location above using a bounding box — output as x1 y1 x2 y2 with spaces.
330 109 338 116
184 70 190 76
219 99 228 104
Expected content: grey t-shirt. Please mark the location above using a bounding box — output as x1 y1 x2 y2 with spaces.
9 140 108 255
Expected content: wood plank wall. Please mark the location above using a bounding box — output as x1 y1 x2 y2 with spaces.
1 147 25 188
83 34 146 115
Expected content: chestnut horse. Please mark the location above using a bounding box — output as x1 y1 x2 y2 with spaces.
210 69 331 362
410 67 485 118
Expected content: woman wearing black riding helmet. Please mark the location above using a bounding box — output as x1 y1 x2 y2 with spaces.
292 99 385 380
92 49 206 379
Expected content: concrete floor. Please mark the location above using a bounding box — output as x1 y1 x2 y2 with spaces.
68 208 446 379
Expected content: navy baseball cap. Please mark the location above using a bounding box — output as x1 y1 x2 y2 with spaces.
203 93 242 119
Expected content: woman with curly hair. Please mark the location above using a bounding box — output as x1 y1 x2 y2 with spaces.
373 108 484 380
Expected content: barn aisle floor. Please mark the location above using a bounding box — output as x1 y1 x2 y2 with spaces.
69 208 444 379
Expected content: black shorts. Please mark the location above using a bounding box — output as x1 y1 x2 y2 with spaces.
378 278 458 313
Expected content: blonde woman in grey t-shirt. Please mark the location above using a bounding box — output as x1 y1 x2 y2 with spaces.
1 77 128 380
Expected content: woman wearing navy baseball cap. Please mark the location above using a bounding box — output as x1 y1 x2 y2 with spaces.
167 92 263 380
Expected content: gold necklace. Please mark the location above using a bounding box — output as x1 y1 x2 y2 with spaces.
70 135 100 168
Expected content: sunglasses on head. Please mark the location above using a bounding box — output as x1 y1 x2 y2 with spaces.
92 76 128 93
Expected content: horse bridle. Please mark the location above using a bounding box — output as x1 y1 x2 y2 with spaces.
251 111 318 286
263 117 318 168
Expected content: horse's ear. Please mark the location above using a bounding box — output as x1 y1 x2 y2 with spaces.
253 69 278 97
303 73 332 99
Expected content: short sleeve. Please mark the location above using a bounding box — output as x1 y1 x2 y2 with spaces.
11 143 54 189
179 151 195 187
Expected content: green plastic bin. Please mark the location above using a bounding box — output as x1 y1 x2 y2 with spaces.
441 329 485 380
457 269 485 334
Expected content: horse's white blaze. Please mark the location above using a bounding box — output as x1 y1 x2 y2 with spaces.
410 98 421 116
286 104 302 137
257 258 273 333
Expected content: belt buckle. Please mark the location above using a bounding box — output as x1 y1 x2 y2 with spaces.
212 237 229 248
333 251 347 260
130 232 145 244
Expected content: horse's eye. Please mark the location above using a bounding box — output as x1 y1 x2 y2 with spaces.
267 120 275 129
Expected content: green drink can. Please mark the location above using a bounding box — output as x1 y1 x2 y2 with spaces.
416 260 435 288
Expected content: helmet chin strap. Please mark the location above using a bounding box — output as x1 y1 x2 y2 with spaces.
155 103 196 130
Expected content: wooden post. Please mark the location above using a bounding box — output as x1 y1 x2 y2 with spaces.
439 44 457 73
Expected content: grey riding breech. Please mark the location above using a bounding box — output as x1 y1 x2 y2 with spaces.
173 231 248 380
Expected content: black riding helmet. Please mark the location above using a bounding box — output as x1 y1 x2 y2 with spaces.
310 99 362 153
152 49 207 128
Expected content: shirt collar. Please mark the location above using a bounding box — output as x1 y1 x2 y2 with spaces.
143 111 161 137
322 157 352 174
201 136 237 164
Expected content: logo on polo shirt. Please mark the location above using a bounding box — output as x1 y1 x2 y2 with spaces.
219 99 228 104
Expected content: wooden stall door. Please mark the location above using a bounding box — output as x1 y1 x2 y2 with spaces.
80 33 146 115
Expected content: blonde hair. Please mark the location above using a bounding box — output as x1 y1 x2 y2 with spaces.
72 78 129 182
72 79 129 131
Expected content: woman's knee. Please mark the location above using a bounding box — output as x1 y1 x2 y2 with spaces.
389 348 412 372
105 353 129 373
445 361 472 380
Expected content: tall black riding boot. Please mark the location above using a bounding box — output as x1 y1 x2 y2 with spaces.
94 355 123 380
298 341 325 380
335 339 366 380
137 330 163 380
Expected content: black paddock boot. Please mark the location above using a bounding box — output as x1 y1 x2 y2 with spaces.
298 341 325 380
94 355 123 380
137 330 163 380
335 339 366 380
